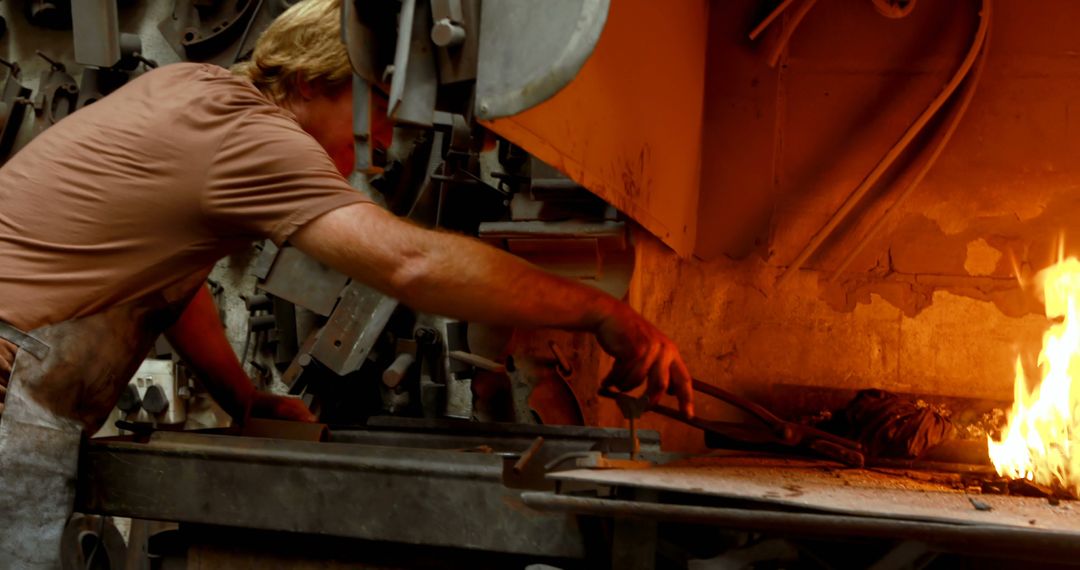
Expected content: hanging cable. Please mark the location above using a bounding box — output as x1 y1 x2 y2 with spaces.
766 0 820 68
828 9 992 282
776 0 993 287
749 0 798 41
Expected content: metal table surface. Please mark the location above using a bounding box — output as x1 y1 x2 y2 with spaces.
548 455 1080 532
75 429 596 558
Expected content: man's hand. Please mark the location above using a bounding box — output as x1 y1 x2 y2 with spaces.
290 204 696 418
250 392 317 422
596 304 695 418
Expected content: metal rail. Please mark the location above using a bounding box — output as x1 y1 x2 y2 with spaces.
75 431 587 558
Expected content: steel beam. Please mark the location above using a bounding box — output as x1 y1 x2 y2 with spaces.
75 431 586 558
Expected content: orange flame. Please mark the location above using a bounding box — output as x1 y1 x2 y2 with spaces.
988 257 1080 493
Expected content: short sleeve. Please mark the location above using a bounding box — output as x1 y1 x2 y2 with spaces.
204 111 370 245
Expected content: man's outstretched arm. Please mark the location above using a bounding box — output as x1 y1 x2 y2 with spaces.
291 203 694 416
165 285 316 422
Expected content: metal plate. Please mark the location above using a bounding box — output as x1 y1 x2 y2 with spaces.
475 0 609 120
308 282 398 375
257 246 349 317
550 455 1080 532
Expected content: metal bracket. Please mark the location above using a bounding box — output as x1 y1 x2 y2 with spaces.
33 52 77 125
308 282 398 376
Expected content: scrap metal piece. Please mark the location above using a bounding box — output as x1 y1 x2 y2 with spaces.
475 0 609 119
33 51 77 125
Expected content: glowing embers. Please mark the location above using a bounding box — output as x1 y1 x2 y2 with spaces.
989 258 1080 495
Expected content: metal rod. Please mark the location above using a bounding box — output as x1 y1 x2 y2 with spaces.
513 436 544 473
828 5 992 283
35 50 62 69
748 0 798 41
766 0 820 68
521 492 1080 562
776 0 992 287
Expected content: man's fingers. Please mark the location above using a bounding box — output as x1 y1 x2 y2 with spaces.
620 341 662 393
645 348 674 405
603 341 661 392
601 360 633 390
671 357 695 418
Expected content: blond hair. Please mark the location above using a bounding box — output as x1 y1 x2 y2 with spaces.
231 0 352 104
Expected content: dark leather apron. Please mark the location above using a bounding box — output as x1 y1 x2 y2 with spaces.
0 274 205 569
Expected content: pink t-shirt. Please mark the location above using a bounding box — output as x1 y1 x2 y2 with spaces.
0 63 368 376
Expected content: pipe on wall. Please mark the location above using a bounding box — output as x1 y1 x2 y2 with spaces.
775 0 993 287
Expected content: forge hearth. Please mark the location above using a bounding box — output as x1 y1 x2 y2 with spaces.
537 453 1080 564
553 455 1080 528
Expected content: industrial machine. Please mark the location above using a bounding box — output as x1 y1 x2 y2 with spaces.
2 0 1080 568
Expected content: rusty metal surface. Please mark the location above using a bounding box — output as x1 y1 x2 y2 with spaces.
482 0 708 256
549 455 1080 532
76 431 588 558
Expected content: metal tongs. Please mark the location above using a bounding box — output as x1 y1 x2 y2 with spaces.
601 379 865 467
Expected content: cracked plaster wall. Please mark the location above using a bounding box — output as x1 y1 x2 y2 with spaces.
594 0 1080 451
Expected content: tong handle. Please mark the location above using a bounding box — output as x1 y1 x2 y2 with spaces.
690 378 786 427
